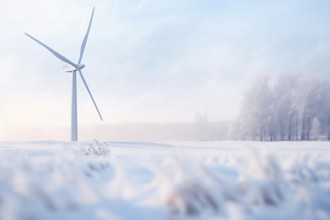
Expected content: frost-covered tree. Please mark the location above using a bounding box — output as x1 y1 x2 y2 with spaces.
237 76 274 140
233 74 330 141
307 81 330 140
311 117 320 141
194 112 210 141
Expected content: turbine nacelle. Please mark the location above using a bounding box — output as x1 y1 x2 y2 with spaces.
63 64 85 72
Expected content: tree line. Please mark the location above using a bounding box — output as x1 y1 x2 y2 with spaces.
231 74 330 141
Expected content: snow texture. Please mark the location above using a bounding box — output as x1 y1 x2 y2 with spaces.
0 141 330 220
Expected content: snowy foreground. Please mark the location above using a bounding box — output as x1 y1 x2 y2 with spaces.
1 141 330 220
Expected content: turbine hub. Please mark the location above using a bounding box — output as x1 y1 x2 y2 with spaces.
63 64 86 72
76 64 85 70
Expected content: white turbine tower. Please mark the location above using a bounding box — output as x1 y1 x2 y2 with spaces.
25 7 103 142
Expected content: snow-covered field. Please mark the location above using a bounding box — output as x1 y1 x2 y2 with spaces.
1 141 330 220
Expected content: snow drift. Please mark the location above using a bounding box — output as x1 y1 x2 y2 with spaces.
0 141 330 220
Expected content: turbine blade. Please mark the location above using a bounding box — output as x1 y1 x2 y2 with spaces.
25 33 77 68
78 7 95 64
78 70 103 121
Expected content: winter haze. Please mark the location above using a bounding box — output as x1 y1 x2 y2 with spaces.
0 0 329 140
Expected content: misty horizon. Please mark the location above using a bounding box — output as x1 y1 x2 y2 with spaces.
2 119 229 141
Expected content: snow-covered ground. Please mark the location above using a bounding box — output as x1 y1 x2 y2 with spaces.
1 141 330 220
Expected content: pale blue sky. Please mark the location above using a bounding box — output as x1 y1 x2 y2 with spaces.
0 0 329 140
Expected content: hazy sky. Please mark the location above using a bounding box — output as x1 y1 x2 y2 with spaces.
0 0 329 140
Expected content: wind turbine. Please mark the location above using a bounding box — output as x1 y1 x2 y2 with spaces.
25 7 103 142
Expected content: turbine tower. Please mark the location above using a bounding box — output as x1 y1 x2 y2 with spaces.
25 7 103 142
